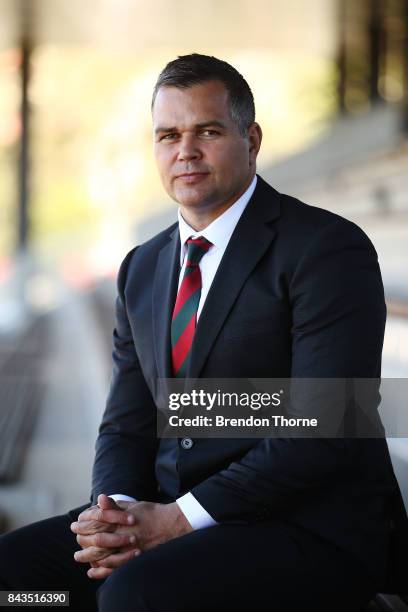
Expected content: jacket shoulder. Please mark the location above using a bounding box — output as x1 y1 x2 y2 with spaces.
280 191 376 253
258 174 365 233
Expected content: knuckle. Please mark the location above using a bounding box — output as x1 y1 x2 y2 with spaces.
98 534 108 548
78 507 93 521
95 508 104 522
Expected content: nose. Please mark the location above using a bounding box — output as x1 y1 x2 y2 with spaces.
177 134 202 162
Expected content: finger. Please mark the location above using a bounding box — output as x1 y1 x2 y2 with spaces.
74 546 116 564
76 504 99 522
76 532 136 550
87 566 114 580
70 519 116 536
77 504 116 522
78 506 135 526
71 519 118 536
97 494 121 511
93 548 141 569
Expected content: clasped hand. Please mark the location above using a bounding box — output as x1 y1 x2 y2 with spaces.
70 494 192 579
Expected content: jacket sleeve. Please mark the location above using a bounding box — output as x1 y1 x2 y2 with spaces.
190 218 387 522
91 248 159 504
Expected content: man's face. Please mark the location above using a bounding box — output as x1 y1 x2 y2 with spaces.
152 80 260 215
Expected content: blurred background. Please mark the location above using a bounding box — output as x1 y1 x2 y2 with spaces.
0 0 407 532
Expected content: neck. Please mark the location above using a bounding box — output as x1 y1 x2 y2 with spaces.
179 174 255 232
180 201 234 232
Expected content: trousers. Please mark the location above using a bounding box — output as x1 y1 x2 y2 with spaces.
0 504 381 612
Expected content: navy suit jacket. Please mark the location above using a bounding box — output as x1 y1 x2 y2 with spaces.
91 175 407 593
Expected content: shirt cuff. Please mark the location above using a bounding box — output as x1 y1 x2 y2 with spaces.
176 492 217 530
108 494 137 503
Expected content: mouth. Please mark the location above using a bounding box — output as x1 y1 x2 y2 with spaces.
175 172 209 184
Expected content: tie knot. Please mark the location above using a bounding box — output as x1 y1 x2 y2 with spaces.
185 237 212 267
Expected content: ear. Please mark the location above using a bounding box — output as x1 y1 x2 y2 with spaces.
247 122 262 166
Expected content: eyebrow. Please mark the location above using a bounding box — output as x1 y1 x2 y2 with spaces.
154 120 227 135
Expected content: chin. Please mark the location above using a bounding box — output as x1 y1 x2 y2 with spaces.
174 188 212 208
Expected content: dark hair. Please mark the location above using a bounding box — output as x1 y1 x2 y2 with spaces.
151 53 255 137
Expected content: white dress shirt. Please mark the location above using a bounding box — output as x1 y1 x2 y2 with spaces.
111 175 258 529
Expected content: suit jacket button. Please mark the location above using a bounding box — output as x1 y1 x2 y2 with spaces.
181 437 194 450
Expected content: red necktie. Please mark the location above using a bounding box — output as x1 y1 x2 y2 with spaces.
171 237 212 377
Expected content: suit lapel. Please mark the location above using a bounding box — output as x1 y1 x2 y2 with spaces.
187 177 281 379
152 226 180 379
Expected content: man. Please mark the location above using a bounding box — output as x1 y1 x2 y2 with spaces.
0 53 406 612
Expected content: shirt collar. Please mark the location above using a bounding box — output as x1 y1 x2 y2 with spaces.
178 175 257 265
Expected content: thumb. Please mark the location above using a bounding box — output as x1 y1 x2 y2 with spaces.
97 493 120 510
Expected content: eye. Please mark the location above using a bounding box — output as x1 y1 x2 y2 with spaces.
160 133 178 141
200 129 219 137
